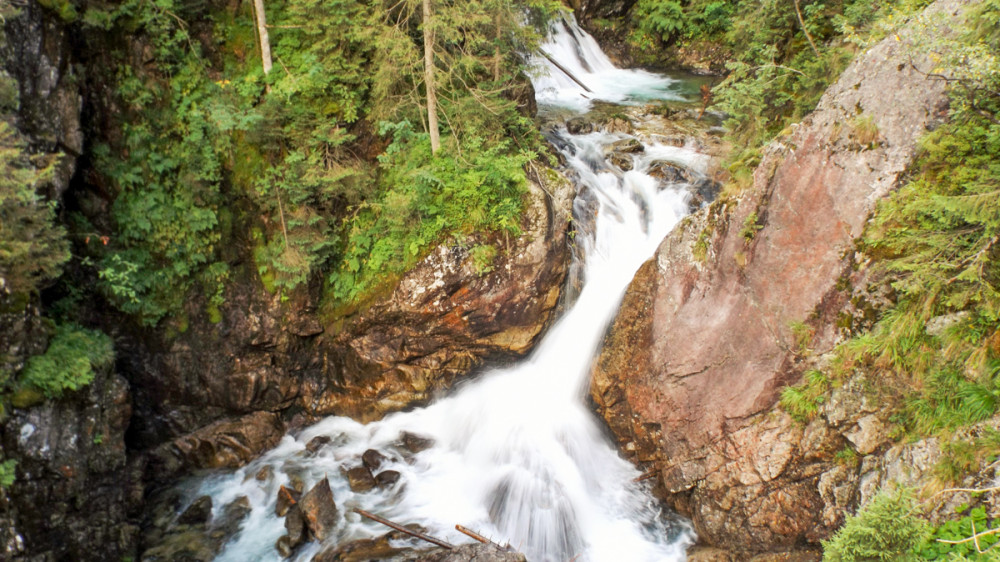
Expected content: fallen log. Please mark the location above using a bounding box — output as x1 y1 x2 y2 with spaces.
353 508 454 550
539 51 594 93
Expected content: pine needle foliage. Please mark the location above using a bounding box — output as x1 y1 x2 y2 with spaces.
0 119 70 296
823 488 929 561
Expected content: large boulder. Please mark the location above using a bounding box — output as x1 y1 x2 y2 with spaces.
122 165 575 447
147 411 285 480
591 0 963 554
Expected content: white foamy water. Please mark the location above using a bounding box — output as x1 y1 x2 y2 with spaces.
531 18 685 111
192 18 704 562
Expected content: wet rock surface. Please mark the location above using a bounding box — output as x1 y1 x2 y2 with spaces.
313 531 526 562
592 0 964 555
147 411 286 480
141 493 252 562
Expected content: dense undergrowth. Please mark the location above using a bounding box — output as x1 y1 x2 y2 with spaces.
68 0 562 325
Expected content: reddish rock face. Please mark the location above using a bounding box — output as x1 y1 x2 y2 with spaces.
591 0 962 553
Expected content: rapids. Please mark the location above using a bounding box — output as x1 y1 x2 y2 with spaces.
194 16 707 562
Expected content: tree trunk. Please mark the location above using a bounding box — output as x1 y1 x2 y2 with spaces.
422 0 441 155
253 0 273 75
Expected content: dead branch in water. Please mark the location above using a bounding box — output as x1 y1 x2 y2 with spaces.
354 508 454 549
456 525 515 552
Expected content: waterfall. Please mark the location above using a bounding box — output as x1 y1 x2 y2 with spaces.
193 17 705 562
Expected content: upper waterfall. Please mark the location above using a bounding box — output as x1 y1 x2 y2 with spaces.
531 18 684 111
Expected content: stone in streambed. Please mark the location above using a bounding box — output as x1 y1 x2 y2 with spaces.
400 431 434 453
647 161 693 184
177 495 213 525
284 504 306 547
345 466 376 493
375 470 401 489
306 435 332 453
255 465 274 481
566 117 594 134
362 449 387 472
275 485 300 517
606 138 643 154
275 534 294 558
608 152 633 171
300 477 338 541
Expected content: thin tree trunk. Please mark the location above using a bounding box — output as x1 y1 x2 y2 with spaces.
793 0 820 58
422 0 440 155
253 0 273 75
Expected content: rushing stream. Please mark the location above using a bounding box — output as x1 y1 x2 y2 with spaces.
193 17 707 562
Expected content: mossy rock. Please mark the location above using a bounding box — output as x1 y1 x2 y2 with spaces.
11 386 45 409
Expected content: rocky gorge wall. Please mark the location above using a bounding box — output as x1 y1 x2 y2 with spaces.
590 0 982 557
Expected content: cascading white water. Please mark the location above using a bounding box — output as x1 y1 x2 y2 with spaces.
193 17 706 562
531 18 684 111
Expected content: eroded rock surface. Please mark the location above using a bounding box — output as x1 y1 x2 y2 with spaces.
591 0 965 553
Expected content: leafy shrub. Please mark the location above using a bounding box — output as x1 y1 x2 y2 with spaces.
327 121 531 305
20 325 114 398
920 504 1000 560
823 488 929 561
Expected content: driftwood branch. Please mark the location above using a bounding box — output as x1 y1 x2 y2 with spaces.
354 509 454 549
539 50 593 93
455 525 516 552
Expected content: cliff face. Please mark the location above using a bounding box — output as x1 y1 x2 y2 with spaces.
591 0 967 554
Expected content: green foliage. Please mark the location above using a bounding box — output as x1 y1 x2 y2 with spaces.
0 120 70 296
842 6 1000 437
740 210 763 241
327 121 531 304
470 244 498 275
0 458 15 489
780 369 830 421
779 3 1000 446
920 504 1000 560
933 428 1000 484
834 445 859 467
655 0 930 170
84 0 559 320
823 488 930 561
631 0 732 44
19 324 114 399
